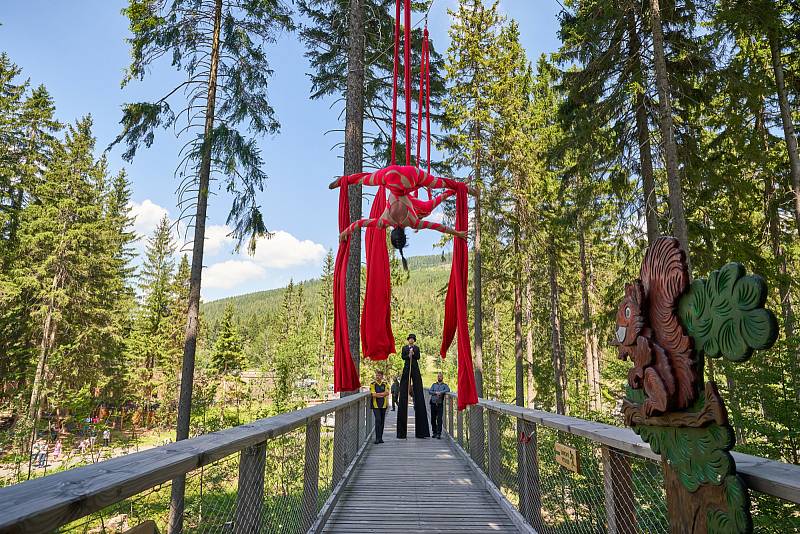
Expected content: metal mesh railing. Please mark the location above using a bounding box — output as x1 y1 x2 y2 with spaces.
11 394 373 534
446 396 669 534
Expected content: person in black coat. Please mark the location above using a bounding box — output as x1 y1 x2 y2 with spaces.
396 334 430 438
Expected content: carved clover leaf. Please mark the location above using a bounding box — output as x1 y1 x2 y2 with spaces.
678 263 777 362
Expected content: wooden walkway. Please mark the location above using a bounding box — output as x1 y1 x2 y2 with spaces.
322 405 522 533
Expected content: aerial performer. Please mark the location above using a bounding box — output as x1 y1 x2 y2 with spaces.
330 0 478 412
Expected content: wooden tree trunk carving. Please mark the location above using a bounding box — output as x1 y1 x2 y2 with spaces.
614 237 778 534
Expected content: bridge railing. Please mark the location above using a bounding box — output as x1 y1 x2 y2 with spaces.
0 392 372 534
444 393 800 533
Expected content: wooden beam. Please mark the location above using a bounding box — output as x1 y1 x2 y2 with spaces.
302 419 321 532
602 446 636 534
233 442 266 534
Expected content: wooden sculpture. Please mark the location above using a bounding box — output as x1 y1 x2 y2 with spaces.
614 237 778 534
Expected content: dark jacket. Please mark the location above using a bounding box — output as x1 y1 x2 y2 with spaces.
401 344 420 361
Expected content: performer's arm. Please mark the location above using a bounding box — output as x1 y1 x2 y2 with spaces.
339 218 384 241
411 219 467 240
328 170 385 189
416 170 478 196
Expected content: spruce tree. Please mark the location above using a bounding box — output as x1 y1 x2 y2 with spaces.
212 303 244 374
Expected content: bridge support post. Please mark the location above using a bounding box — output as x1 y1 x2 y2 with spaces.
234 441 266 534
487 409 501 487
469 406 485 469
447 396 454 437
602 445 636 534
518 419 543 531
364 396 373 439
332 408 347 485
457 405 464 447
302 419 321 532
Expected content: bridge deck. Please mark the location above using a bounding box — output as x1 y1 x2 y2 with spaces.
323 405 521 533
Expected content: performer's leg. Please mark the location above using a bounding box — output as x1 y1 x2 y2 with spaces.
397 363 410 438
410 362 430 438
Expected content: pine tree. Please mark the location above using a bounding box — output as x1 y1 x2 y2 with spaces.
212 303 244 374
443 0 506 398
113 2 293 525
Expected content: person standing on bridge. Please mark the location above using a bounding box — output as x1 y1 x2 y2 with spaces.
429 372 450 439
391 377 399 411
370 370 391 444
397 334 430 439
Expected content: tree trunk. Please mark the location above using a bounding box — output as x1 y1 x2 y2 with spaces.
28 270 61 421
547 236 566 415
168 1 222 531
578 219 601 412
768 31 800 238
493 304 501 399
525 281 536 407
648 0 690 267
343 0 365 389
514 232 524 409
473 138 484 398
628 7 658 244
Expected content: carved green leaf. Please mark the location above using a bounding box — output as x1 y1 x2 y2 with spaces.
635 423 734 492
707 475 752 534
678 263 778 363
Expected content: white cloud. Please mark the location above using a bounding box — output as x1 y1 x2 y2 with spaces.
203 260 266 290
130 199 169 238
205 225 236 256
246 230 327 269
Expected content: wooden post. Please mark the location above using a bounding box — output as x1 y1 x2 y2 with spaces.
487 409 501 487
470 405 485 469
602 445 636 534
233 442 266 534
301 419 321 532
365 396 373 439
357 398 365 446
519 419 543 531
332 408 347 485
457 405 464 447
448 397 454 437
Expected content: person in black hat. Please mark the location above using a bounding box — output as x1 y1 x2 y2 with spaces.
396 334 430 439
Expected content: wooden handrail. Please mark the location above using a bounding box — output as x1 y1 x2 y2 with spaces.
0 392 369 533
447 393 800 504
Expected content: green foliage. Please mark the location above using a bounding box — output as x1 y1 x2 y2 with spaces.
115 0 294 249
679 263 779 362
212 304 245 374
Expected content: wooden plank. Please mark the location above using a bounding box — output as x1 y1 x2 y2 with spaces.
233 441 266 534
0 392 369 534
321 407 526 533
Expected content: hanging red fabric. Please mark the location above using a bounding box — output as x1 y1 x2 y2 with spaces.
403 0 412 165
333 177 361 392
440 183 478 410
391 0 400 166
361 186 395 360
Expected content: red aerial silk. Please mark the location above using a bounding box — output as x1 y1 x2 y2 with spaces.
361 186 395 360
333 177 360 392
440 182 478 410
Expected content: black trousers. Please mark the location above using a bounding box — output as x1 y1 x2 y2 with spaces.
373 407 387 442
391 393 398 410
397 359 430 438
430 402 444 436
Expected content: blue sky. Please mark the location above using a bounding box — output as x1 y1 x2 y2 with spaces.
0 0 561 301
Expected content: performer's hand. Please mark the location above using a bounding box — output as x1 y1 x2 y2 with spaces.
339 232 347 242
329 177 341 189
456 230 467 240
